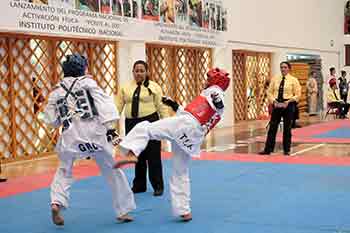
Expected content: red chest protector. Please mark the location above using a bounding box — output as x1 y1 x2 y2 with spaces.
184 95 221 130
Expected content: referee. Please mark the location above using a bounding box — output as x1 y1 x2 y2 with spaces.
115 60 168 196
259 61 301 155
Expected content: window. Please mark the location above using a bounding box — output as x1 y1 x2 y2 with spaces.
146 44 212 105
232 50 271 121
0 33 118 161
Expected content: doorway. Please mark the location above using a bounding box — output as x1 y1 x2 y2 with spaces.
232 50 271 121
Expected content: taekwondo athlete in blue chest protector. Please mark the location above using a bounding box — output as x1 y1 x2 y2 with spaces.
41 53 135 226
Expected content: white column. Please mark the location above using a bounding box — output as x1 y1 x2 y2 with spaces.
118 41 146 84
117 41 146 136
271 51 285 76
212 45 234 128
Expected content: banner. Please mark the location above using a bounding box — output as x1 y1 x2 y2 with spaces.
0 0 229 47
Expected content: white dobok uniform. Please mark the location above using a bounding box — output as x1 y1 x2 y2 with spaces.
42 75 135 217
119 85 225 215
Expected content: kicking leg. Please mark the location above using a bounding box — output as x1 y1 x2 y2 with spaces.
115 118 179 168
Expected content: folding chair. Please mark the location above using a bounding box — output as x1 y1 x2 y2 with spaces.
323 103 340 120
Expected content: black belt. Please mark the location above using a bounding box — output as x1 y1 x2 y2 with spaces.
276 98 291 103
126 112 159 122
125 112 160 134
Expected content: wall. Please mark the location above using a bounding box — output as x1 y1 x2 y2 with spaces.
113 0 344 127
226 0 343 52
0 0 344 129
342 1 350 73
218 0 344 119
216 41 340 117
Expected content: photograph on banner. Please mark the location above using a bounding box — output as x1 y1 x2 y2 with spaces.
141 0 160 21
132 0 141 18
221 7 227 31
160 0 175 23
189 0 202 27
122 0 132 17
48 0 75 8
175 0 188 25
22 0 48 3
209 1 216 30
202 0 209 28
215 0 222 31
112 0 123 15
76 0 99 12
100 0 112 14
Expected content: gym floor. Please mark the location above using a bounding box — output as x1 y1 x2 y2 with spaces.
1 117 350 233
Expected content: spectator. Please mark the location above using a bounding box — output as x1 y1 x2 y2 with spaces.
307 71 318 116
338 70 349 103
328 67 337 85
327 78 350 119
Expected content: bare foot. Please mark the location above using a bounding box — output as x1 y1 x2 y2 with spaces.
116 213 134 223
114 151 138 168
51 204 64 226
180 213 192 222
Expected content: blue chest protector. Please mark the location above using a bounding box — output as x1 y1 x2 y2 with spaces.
55 78 98 131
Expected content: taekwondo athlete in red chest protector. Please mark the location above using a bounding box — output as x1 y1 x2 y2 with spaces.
41 54 135 226
114 68 230 222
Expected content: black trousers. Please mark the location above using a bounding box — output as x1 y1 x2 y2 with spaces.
341 93 348 103
264 103 295 153
125 112 164 192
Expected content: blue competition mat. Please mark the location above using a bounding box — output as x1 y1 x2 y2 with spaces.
314 127 350 138
1 160 350 233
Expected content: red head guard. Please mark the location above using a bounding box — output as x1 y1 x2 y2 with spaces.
206 68 230 91
329 78 337 87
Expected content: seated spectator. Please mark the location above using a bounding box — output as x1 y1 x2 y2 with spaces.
327 78 350 119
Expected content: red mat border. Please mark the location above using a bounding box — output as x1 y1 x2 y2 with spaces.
2 151 350 198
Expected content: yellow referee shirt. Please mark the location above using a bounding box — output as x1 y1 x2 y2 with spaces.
115 79 169 119
267 73 301 104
